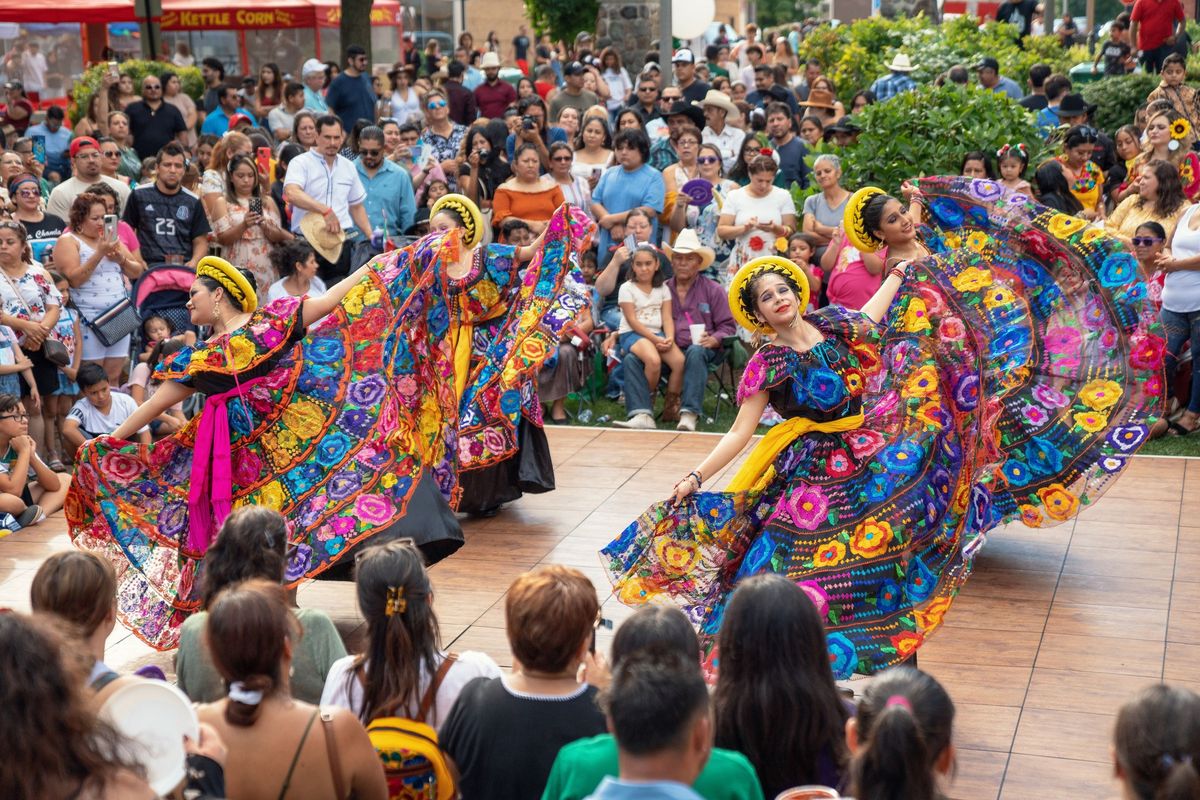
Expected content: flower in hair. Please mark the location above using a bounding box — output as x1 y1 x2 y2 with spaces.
385 586 407 616
1171 119 1191 141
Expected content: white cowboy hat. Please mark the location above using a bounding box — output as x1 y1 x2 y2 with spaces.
480 51 501 69
694 89 741 123
299 212 345 264
663 228 716 270
885 53 916 72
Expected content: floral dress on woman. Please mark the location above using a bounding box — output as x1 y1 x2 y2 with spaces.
1056 155 1104 216
603 176 1165 679
66 206 592 650
212 202 283 290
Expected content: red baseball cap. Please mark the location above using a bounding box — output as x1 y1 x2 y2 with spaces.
227 114 254 129
70 136 100 158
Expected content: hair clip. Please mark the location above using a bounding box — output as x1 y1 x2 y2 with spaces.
228 680 264 706
385 586 407 616
884 694 912 712
1161 753 1194 770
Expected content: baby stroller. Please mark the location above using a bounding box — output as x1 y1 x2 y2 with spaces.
132 264 197 349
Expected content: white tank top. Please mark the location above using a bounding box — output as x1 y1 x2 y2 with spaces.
390 88 423 124
68 232 128 314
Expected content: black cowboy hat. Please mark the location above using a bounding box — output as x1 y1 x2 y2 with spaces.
1057 93 1097 118
665 100 706 130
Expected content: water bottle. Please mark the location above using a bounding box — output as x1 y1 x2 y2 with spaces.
578 408 593 424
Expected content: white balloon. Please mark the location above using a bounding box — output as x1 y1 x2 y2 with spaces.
672 0 714 40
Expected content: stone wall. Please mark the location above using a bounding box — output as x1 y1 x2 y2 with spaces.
596 1 658 69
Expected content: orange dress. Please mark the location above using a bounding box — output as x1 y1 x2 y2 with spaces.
492 182 565 230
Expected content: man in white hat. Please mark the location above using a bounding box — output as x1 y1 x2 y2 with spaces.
615 229 736 432
698 90 745 173
672 48 710 105
869 53 918 101
475 51 516 118
301 58 329 112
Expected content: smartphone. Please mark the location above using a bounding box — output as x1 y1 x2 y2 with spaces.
108 60 119 79
255 146 271 178
591 167 602 179
30 135 45 165
623 233 637 251
103 214 118 242
248 197 262 216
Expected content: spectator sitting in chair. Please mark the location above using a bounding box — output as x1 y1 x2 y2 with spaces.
614 229 734 432
62 363 150 452
0 391 71 524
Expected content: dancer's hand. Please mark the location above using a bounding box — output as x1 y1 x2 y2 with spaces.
671 473 699 504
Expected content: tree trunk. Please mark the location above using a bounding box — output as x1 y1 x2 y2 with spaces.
341 0 375 64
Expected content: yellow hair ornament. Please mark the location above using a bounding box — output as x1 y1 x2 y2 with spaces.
430 193 485 248
727 256 810 334
196 256 258 313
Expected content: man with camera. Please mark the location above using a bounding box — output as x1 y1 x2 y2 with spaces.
504 95 568 169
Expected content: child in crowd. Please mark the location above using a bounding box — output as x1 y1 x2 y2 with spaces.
137 314 195 363
618 243 685 417
502 218 535 249
1114 684 1200 800
847 668 956 800
127 338 187 437
0 325 34 404
1133 220 1169 311
786 231 823 309
0 392 71 525
1147 54 1196 129
267 239 327 302
996 144 1032 195
62 363 150 452
1111 124 1144 203
960 151 994 180
48 272 80 470
421 178 450 208
1093 17 1134 76
138 156 156 185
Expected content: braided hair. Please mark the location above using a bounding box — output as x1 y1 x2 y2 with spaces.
737 263 804 329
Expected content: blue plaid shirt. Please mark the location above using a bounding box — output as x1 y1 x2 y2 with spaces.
870 71 918 101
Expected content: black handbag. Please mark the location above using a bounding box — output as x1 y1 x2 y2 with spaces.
83 296 140 347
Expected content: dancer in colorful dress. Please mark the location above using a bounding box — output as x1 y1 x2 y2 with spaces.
429 194 590 516
67 203 590 650
603 176 1165 679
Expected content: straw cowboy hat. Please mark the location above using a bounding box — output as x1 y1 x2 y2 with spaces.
694 89 741 123
663 228 716 270
299 212 346 263
480 51 502 69
885 53 916 72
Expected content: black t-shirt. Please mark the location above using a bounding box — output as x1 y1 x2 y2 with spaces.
680 80 711 106
512 35 530 60
125 101 188 160
440 677 606 800
20 213 66 241
1018 94 1049 111
1103 39 1132 75
457 156 511 202
123 184 212 265
996 0 1038 36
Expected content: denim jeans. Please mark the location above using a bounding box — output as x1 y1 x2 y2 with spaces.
1162 308 1200 414
601 305 625 397
622 344 721 417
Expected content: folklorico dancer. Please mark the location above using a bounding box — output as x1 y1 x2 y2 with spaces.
603 176 1166 679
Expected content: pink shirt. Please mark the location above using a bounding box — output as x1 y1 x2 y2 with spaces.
826 237 885 311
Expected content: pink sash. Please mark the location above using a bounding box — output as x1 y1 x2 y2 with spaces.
187 378 263 552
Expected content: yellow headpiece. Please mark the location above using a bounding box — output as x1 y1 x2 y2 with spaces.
196 256 257 313
430 193 485 248
843 186 887 254
727 256 810 334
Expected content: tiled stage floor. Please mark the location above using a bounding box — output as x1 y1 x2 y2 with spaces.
2 426 1195 799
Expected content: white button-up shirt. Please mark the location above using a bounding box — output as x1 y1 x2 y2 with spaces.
283 149 367 233
703 124 746 173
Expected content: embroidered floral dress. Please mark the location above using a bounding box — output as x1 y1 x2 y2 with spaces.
603 176 1165 680
1056 156 1104 216
66 206 592 650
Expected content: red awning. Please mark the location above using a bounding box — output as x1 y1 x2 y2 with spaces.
159 0 316 30
0 0 136 24
308 0 402 27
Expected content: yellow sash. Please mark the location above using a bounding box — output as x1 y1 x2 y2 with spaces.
725 413 866 493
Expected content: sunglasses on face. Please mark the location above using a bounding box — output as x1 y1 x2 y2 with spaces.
427 99 447 109
551 155 572 162
1132 237 1164 246
697 155 720 164
360 149 382 157
15 189 37 197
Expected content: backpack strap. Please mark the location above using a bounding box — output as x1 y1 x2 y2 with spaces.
416 653 458 723
320 708 347 800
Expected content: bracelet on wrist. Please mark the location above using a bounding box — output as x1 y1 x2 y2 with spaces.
888 265 907 281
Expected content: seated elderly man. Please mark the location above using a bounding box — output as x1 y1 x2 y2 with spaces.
614 229 736 432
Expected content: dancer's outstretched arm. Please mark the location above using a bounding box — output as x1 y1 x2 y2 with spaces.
860 261 910 324
301 262 373 328
110 381 194 442
670 390 769 504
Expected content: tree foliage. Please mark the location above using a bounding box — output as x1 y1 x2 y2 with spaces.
68 61 203 126
523 0 598 46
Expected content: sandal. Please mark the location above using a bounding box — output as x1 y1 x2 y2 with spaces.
48 458 65 472
1168 419 1198 437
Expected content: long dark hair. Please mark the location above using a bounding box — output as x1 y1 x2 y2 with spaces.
200 506 289 609
224 153 262 204
1034 160 1083 215
849 667 955 800
257 62 284 103
350 540 443 725
712 574 851 797
0 613 145 798
1115 684 1200 800
1140 159 1188 217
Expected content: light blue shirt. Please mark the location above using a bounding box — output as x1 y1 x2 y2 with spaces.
26 121 73 172
304 86 329 112
354 157 416 237
200 105 257 136
592 162 666 267
985 75 1025 101
585 777 705 800
462 65 485 91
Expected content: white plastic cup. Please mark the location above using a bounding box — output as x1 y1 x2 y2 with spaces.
689 323 706 343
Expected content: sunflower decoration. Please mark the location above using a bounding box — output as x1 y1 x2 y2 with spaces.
1169 118 1192 151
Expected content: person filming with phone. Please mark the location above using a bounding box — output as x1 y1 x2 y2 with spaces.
212 153 292 291
122 142 210 269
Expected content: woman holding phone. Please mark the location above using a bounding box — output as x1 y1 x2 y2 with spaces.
212 154 292 291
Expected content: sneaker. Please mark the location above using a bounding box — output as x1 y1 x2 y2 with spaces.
15 504 41 528
613 413 656 430
677 411 698 432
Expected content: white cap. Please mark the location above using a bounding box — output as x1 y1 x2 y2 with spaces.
302 58 325 78
672 48 695 64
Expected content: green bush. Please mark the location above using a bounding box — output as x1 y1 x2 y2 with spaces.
798 15 1077 103
68 60 203 126
1080 72 1159 135
835 84 1047 193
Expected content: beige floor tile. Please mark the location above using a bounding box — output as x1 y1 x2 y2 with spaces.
1033 633 1164 677
999 754 1121 800
1011 707 1116 763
